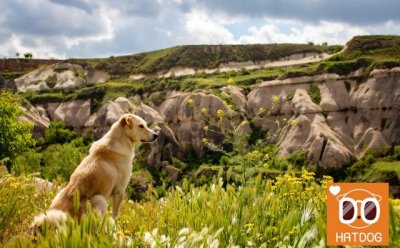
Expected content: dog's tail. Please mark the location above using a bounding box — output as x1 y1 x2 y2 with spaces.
29 209 68 234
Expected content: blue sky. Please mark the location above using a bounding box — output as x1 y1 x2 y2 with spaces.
0 0 399 58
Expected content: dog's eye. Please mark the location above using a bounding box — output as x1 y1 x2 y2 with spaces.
139 124 144 128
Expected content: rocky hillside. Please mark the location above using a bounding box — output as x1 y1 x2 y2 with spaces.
2 35 400 176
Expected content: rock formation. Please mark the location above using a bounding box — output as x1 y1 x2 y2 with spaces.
15 60 400 171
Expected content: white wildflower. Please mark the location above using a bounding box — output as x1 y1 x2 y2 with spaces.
207 236 219 248
160 234 170 245
144 231 156 248
211 184 216 192
301 206 313 226
231 213 238 225
304 225 318 242
179 227 190 236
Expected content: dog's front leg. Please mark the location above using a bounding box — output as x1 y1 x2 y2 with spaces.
112 188 125 218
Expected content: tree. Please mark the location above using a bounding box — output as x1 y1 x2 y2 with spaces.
24 52 33 59
0 90 35 162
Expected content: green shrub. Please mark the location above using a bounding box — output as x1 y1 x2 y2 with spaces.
45 75 57 88
286 150 308 169
345 152 376 181
287 90 295 101
0 90 35 162
44 121 77 145
41 143 87 181
0 173 55 244
324 57 372 75
307 83 321 105
13 150 42 175
374 60 400 69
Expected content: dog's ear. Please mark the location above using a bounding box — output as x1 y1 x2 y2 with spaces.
121 115 133 129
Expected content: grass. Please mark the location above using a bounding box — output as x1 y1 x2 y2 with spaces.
18 35 400 107
2 169 400 247
374 161 400 175
307 83 321 105
71 43 340 76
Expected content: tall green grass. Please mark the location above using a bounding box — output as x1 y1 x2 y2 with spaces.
2 169 400 247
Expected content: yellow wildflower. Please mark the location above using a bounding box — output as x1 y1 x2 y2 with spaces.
272 95 280 105
244 223 254 228
203 125 209 131
115 230 124 239
275 119 280 126
227 78 234 85
202 138 208 144
290 119 297 126
217 109 224 118
258 107 265 114
187 98 194 105
201 108 208 114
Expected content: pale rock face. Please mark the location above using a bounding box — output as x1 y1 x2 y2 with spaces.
246 69 400 168
291 88 321 115
356 128 388 156
159 91 229 155
236 122 252 135
325 112 353 147
54 70 85 91
220 85 247 113
92 97 134 138
278 114 354 168
51 100 91 128
25 67 400 169
133 103 164 124
319 80 351 111
15 65 54 92
20 104 50 137
352 75 400 109
86 68 109 85
14 62 108 92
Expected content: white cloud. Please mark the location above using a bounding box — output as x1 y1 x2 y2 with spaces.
182 10 235 44
0 0 399 58
237 20 369 45
0 34 65 59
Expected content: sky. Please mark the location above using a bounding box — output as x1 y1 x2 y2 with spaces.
1 0 400 59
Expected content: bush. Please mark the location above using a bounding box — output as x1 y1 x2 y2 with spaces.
287 150 308 169
324 57 372 75
45 75 57 88
345 152 376 181
13 150 42 175
41 143 87 181
10 169 400 247
307 83 321 105
287 90 295 101
0 90 35 162
0 173 55 244
44 121 77 145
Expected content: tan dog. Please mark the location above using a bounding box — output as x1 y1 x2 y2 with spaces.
32 114 158 226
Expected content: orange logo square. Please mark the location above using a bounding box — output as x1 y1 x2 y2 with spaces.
327 183 389 246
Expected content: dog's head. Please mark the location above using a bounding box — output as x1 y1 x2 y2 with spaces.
120 114 159 143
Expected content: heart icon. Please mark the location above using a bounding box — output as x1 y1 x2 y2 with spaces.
329 185 341 196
